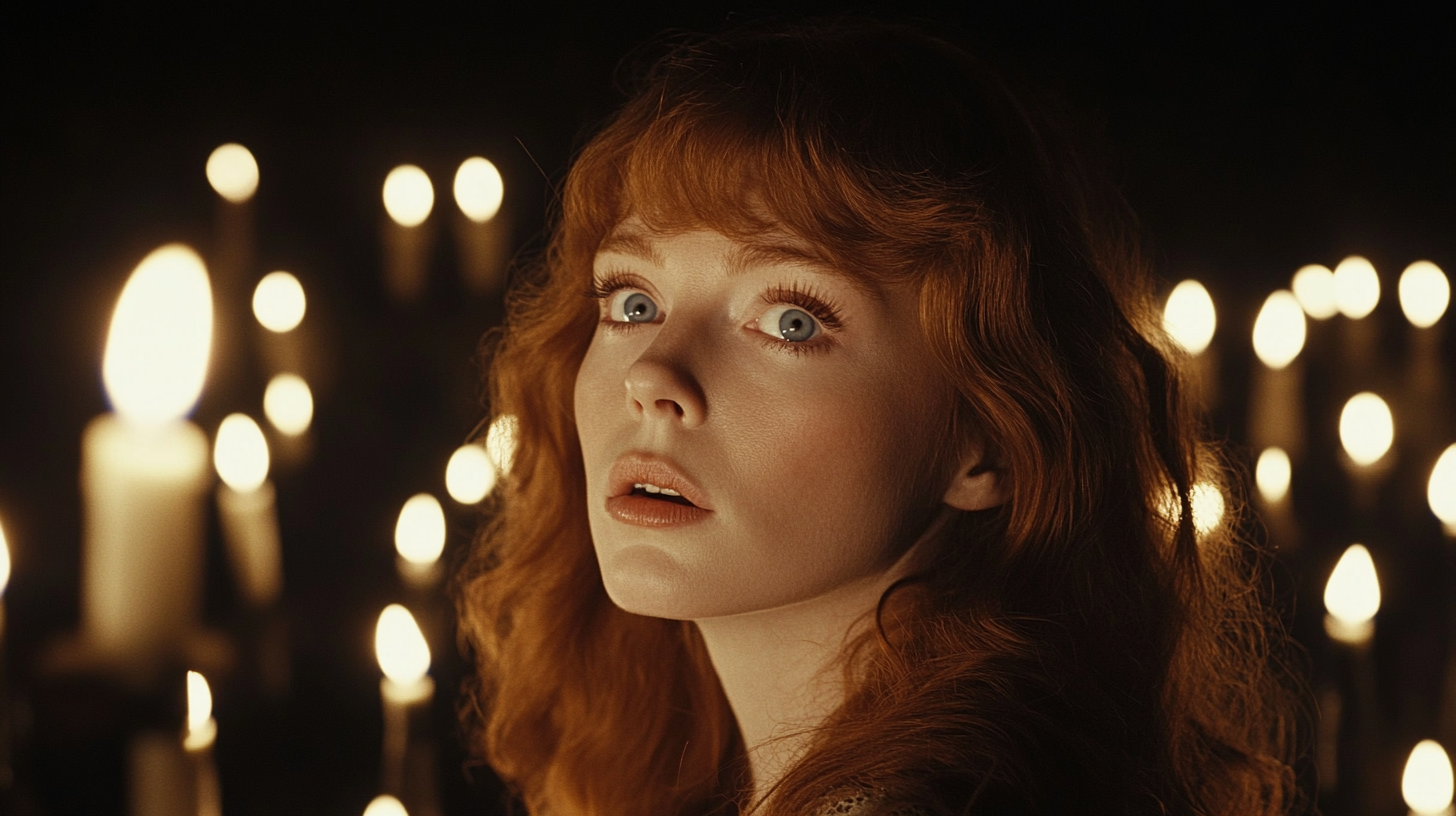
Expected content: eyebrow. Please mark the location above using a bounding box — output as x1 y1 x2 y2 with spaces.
595 230 664 266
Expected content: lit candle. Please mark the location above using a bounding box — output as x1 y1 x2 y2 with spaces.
1431 445 1456 538
1254 446 1299 549
1399 261 1450 450
263 372 315 468
1324 543 1381 647
0 517 10 784
184 670 222 816
364 794 410 816
1292 264 1339 322
1162 279 1218 408
375 605 434 800
1339 391 1395 512
1403 740 1455 816
451 156 510 295
395 494 446 589
1333 255 1381 385
206 143 259 297
214 414 282 607
445 443 496 505
0 516 10 644
82 245 212 664
382 164 435 303
1249 290 1307 459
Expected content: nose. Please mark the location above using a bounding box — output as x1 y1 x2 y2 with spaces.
624 353 707 428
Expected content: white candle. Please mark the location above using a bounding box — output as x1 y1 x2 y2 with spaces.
1403 740 1455 816
1249 290 1307 458
382 164 435 303
375 604 433 797
1162 279 1218 408
395 494 446 589
1324 544 1381 647
451 156 510 295
184 670 222 816
82 245 212 663
214 413 283 607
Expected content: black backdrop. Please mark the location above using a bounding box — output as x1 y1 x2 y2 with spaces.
1 3 1453 814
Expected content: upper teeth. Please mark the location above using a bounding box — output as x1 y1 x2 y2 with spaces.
633 482 680 496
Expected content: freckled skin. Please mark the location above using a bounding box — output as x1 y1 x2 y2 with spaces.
574 223 953 620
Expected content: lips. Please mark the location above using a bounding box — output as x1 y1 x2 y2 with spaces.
605 453 712 527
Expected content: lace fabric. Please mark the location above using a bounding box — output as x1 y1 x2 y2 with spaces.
814 791 931 816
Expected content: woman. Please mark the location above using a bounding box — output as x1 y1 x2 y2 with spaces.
456 19 1308 816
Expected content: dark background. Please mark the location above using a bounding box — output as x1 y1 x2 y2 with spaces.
1 2 1453 814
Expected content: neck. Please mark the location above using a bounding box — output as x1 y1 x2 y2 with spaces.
694 510 950 808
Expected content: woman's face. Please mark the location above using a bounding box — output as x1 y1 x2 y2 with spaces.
574 219 954 620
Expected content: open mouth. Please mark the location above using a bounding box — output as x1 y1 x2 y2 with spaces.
630 483 698 507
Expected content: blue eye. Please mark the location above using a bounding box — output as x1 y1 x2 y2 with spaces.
609 290 659 323
757 304 820 342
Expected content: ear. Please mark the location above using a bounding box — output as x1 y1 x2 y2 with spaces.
942 449 1010 512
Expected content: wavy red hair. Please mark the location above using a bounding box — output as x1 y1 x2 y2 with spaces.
456 20 1309 816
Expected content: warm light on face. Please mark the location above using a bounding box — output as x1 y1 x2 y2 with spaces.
1333 255 1380 319
453 157 504 223
1339 392 1394 466
1252 290 1306 369
485 415 518 476
375 604 430 685
263 373 314 436
1404 740 1455 815
1291 264 1338 320
1399 261 1450 329
102 244 213 426
395 493 446 565
0 518 10 598
1255 447 1292 504
364 794 409 816
1162 280 1216 355
445 444 496 504
383 164 434 227
187 670 213 731
1430 445 1456 532
1325 544 1380 626
214 414 270 492
206 143 259 203
252 271 306 333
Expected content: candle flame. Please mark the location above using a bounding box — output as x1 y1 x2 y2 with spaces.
383 164 434 227
486 415 518 476
206 143 259 203
446 444 496 504
1333 255 1380 319
1252 290 1306 369
252 271 307 333
1430 445 1456 532
1339 392 1394 466
375 604 430 685
214 413 270 492
263 373 314 436
454 157 505 223
1399 261 1450 329
1324 544 1380 627
1403 740 1455 815
187 670 213 731
1291 264 1338 320
1255 447 1291 504
395 493 446 565
0 517 10 598
1162 280 1216 355
364 794 409 816
102 245 213 426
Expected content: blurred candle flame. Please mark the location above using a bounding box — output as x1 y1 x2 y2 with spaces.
252 271 307 333
364 795 409 816
383 165 434 227
446 444 496 504
395 494 445 566
1333 255 1380 319
0 517 10 598
1403 740 1455 815
206 143 259 204
1163 279 1216 355
1255 447 1291 504
1291 264 1338 320
375 604 430 686
1399 261 1450 329
1430 445 1456 533
214 414 270 492
184 670 217 750
264 373 314 436
454 157 505 223
1252 290 1306 369
1339 392 1394 466
1324 544 1380 637
102 245 213 426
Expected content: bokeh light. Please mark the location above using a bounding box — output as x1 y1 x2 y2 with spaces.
1162 280 1216 355
453 157 505 223
1399 261 1450 328
383 164 434 227
1255 447 1292 504
1252 290 1306 369
1333 255 1380 319
1339 392 1394 466
1430 445 1456 531
445 444 496 504
395 493 445 566
1325 544 1380 628
213 413 270 492
263 373 314 436
252 271 307 333
1403 740 1455 816
1291 264 1338 320
205 143 259 203
375 604 430 685
363 795 409 816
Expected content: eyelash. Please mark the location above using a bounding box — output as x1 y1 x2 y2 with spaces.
586 273 846 355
